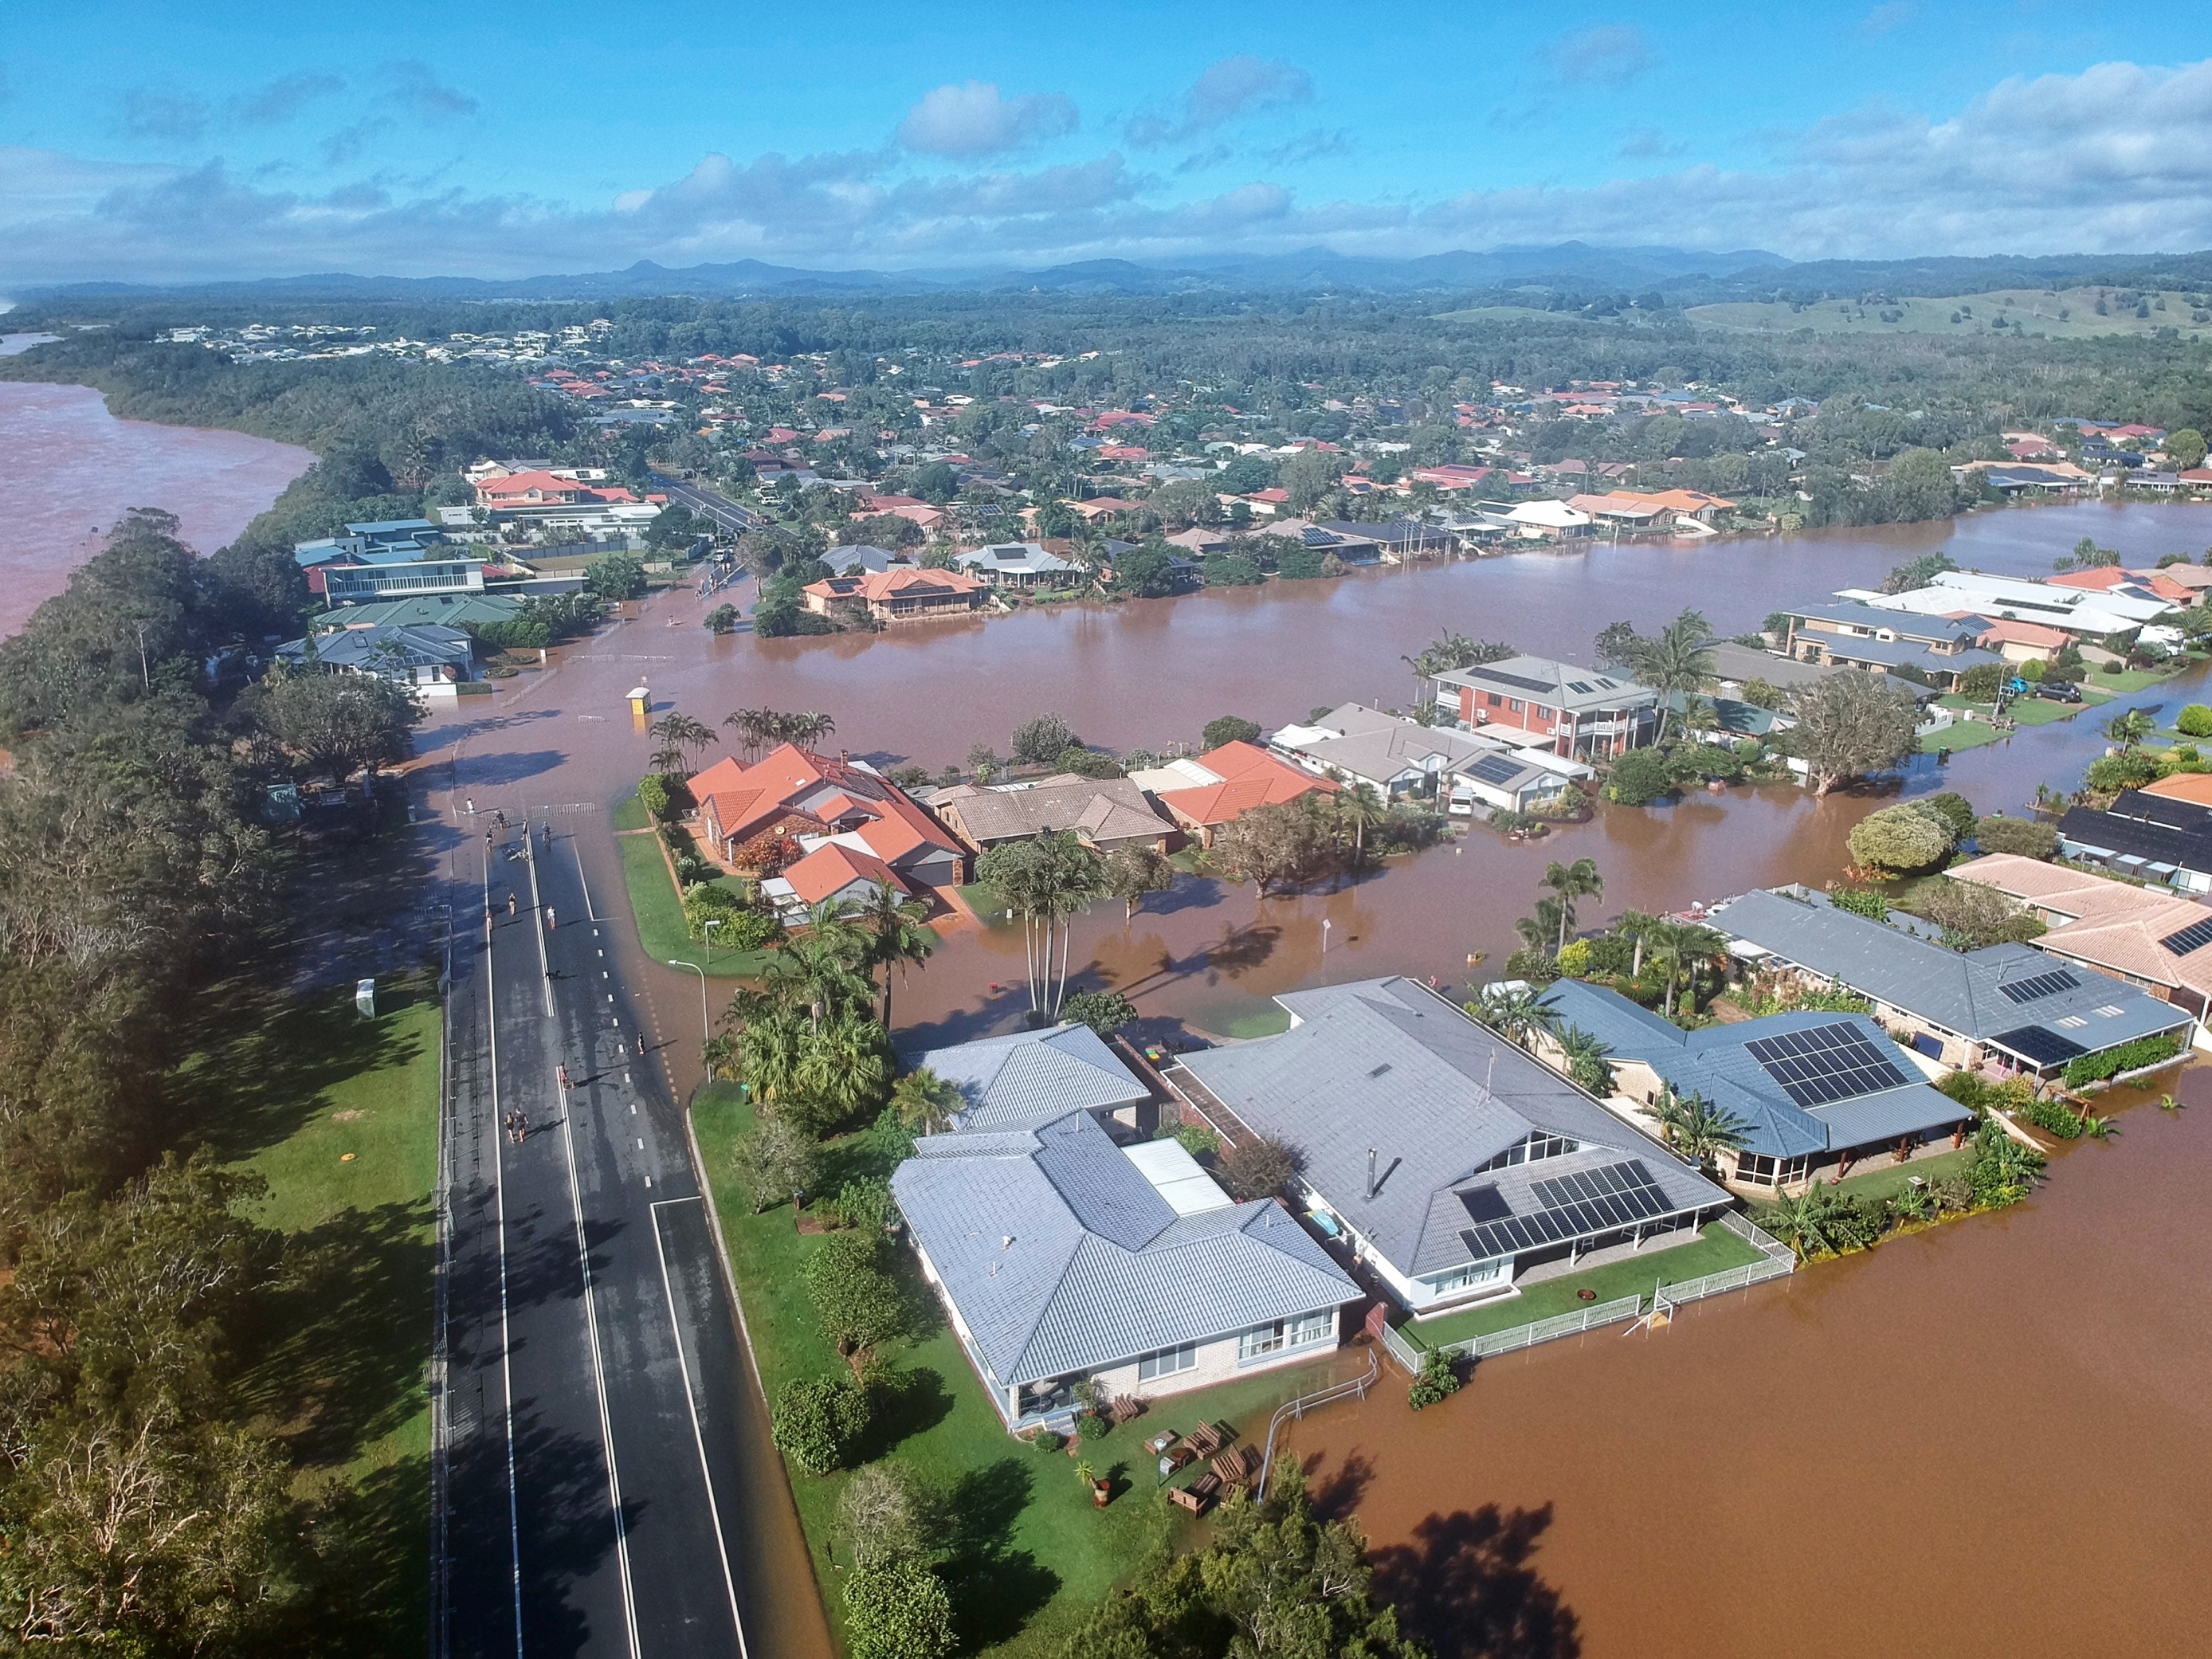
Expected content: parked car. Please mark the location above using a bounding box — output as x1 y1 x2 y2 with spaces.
2034 680 2083 702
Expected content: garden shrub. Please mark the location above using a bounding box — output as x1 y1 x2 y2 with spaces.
2062 1033 2182 1088
1602 748 1675 806
843 1559 955 1659
1408 1347 1461 1410
1847 802 1953 874
1972 815 2058 858
637 774 671 820
1830 887 1889 920
771 1375 873 1476
682 881 747 940
2178 704 2212 739
2012 1096 2085 1139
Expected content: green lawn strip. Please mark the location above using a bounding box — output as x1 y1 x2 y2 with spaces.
617 821 774 978
1824 1144 1977 1208
614 790 650 831
183 976 444 1643
1399 1222 1766 1349
692 1085 1334 1657
958 880 1010 923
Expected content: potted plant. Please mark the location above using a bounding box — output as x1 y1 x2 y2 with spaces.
1076 1461 1108 1507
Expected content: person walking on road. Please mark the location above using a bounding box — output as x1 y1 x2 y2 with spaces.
507 892 516 917
545 905 555 931
512 1109 530 1144
557 1063 571 1091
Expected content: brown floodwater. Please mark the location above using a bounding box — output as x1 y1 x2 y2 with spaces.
1277 1068 2212 1659
0 347 316 637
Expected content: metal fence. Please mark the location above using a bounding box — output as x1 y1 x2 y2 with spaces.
1379 1211 1798 1373
1253 1351 1380 1502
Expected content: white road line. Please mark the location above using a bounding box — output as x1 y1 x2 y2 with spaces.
650 1198 749 1658
482 843 524 1659
525 838 553 1018
572 836 600 922
554 1036 644 1659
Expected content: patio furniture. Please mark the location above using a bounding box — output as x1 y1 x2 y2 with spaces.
1187 1422 1226 1458
1169 1473 1221 1514
1212 1445 1260 1487
1162 1443 1196 1473
1110 1394 1147 1425
1143 1429 1181 1457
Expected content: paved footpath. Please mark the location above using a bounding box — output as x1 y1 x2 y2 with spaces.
444 814 754 1659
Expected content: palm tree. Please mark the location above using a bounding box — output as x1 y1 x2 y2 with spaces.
1645 918 1727 1018
790 711 837 754
650 710 716 772
1514 900 1568 959
723 707 770 761
1470 982 1563 1046
891 1066 963 1135
1614 909 1661 979
1335 782 1390 868
1540 857 1603 954
976 830 1105 1020
1555 1025 1616 1096
1654 1088 1751 1173
649 743 686 773
1760 1183 1860 1262
1629 610 1717 747
849 879 935 1027
2102 708 2154 753
760 903 874 1018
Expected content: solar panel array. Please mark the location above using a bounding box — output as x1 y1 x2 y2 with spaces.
1998 968 2082 1005
2159 916 2212 956
1466 752 1528 786
1474 666 1555 695
1454 1160 1673 1260
1743 1021 1911 1107
1990 1024 2088 1066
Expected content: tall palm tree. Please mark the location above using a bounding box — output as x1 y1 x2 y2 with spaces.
790 711 837 754
1645 918 1726 1018
1335 782 1390 868
1540 857 1603 954
849 878 935 1027
1655 1088 1751 1173
1515 900 1569 959
1629 610 1717 747
761 903 874 1018
2102 708 2154 753
650 710 716 772
1614 909 1661 979
723 707 771 762
976 830 1104 1020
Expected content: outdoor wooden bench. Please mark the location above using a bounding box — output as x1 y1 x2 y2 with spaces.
1169 1473 1221 1514
1110 1394 1147 1425
1211 1445 1259 1487
1186 1421 1226 1458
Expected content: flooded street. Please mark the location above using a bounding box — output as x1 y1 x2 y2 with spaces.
0 340 315 636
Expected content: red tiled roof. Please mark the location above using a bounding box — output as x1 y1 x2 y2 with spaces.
784 844 905 906
691 746 963 869
1156 741 1335 826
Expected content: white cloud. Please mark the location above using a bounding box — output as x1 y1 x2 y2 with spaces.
10 56 2212 281
378 61 477 120
1545 25 1653 88
229 72 346 127
897 81 1078 158
1128 57 1312 147
120 88 210 143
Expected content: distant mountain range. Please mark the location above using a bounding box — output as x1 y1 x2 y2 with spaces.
19 243 2212 305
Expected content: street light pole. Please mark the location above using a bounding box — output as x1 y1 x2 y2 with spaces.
703 916 724 969
669 959 709 1045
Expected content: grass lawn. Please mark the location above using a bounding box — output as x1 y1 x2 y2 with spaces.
617 818 775 979
958 880 1010 923
1825 1143 1976 1208
614 790 650 831
1398 1222 1766 1350
178 973 445 1646
692 1087 1340 1657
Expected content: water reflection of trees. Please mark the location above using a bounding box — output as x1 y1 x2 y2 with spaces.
1368 1504 1583 1659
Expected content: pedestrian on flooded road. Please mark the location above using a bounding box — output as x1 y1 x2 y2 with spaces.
512 1109 529 1143
507 892 516 917
557 1064 570 1091
546 906 556 931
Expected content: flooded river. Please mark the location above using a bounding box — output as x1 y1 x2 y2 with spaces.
0 338 316 637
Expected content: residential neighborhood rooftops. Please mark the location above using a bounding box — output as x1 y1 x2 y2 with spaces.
1175 978 1724 1279
928 774 1172 851
890 1108 1356 1391
1432 655 1657 714
1540 980 1969 1160
310 593 524 631
1712 885 2190 1069
1152 740 1336 828
1950 852 2212 1012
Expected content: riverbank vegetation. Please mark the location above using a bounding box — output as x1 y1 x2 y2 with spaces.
0 513 450 1651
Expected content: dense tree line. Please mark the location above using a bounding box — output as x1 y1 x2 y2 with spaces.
0 505 425 1649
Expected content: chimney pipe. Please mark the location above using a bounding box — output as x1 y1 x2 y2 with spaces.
1366 1147 1378 1202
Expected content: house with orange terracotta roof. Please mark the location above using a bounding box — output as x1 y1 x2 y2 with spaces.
688 745 967 921
802 566 990 624
2045 565 2198 605
1949 853 2212 1022
1143 742 1338 846
1967 615 2071 664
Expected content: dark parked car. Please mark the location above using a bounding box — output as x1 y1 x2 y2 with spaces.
2034 680 2083 702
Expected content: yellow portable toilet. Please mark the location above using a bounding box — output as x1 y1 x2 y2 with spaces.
628 684 651 731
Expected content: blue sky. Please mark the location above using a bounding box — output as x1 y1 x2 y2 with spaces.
5 1 2212 282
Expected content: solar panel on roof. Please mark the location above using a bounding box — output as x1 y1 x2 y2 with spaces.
1473 667 1555 695
1998 968 2082 1005
1743 1021 1911 1107
1455 1159 1673 1259
1467 753 1527 786
1566 681 1594 693
1990 1024 2088 1066
2159 916 2212 956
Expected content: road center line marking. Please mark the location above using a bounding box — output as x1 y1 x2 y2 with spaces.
481 841 524 1659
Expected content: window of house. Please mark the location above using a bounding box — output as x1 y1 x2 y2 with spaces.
1423 1258 1505 1296
1486 691 1504 707
1508 699 1524 714
1473 1131 1580 1172
1535 705 1554 720
1136 1343 1198 1381
1238 1310 1335 1361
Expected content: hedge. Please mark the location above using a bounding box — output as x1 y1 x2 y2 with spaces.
2062 1033 2183 1088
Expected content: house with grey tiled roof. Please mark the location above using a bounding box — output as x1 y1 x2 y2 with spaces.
892 1104 1358 1429
928 774 1174 855
1168 978 1729 1320
1539 980 1973 1191
1713 885 2194 1076
908 1022 1154 1133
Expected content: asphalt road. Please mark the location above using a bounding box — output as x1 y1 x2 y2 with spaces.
443 814 755 1659
652 474 766 537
